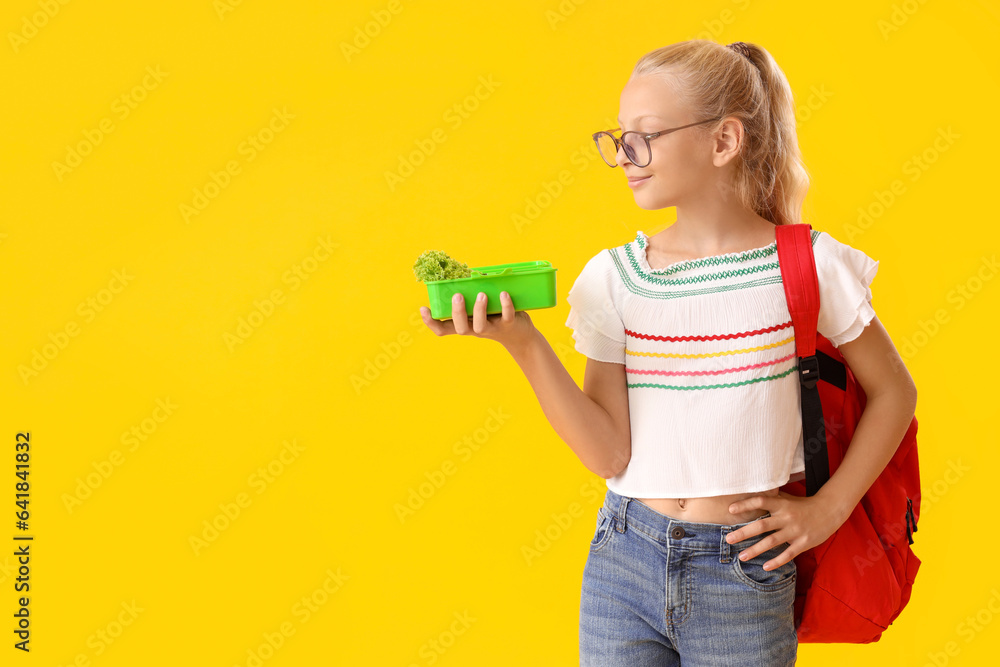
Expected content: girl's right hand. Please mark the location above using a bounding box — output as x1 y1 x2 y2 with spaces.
419 291 538 353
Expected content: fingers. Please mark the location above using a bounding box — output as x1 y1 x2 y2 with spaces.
725 516 769 545
420 306 453 336
452 293 470 334
732 527 800 570
472 291 488 334
763 546 797 572
733 529 782 562
500 291 514 323
729 495 766 515
424 292 506 338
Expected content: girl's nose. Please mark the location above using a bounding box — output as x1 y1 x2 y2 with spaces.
615 141 632 167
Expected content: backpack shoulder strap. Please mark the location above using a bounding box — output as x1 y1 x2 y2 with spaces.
775 223 831 495
775 224 819 358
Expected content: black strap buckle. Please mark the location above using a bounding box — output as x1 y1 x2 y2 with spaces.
905 497 917 545
799 355 820 390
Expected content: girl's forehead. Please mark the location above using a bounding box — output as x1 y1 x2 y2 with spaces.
620 76 685 124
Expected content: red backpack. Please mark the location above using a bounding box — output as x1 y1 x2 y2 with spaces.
775 223 921 643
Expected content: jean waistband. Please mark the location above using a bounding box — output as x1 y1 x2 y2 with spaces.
601 488 772 561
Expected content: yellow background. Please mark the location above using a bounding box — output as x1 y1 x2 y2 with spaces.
1 0 998 664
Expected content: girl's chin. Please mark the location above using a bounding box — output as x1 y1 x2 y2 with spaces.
632 191 672 210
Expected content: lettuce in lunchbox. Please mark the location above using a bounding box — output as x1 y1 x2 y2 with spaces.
412 250 472 282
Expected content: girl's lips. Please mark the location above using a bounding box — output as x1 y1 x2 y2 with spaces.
628 176 651 188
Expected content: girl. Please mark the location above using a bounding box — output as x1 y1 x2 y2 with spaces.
419 39 917 666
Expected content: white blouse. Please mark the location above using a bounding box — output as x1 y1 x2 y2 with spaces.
564 227 879 498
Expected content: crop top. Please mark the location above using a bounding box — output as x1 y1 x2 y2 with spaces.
564 227 879 498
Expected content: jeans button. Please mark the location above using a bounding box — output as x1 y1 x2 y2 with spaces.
670 526 686 539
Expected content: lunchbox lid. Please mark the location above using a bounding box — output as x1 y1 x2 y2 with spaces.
426 260 555 282
469 260 553 278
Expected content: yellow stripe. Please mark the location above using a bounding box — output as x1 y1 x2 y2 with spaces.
626 335 795 359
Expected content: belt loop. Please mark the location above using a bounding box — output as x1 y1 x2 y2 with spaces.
616 495 630 533
720 526 734 563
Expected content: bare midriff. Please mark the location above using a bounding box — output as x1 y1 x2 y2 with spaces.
634 485 781 525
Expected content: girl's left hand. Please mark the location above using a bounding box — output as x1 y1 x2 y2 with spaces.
724 492 850 571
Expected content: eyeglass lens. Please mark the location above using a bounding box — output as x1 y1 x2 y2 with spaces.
596 132 650 167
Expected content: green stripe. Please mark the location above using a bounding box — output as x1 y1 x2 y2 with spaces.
610 250 785 299
627 364 799 390
611 229 822 298
626 243 780 286
633 229 820 275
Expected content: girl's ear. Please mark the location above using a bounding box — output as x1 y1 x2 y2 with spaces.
711 117 744 167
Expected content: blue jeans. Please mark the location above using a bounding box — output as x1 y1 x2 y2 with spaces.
580 488 798 666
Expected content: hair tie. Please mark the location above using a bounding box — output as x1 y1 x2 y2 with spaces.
727 41 754 62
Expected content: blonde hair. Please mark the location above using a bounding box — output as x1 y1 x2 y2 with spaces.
631 39 809 227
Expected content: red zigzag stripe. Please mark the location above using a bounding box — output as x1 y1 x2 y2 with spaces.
625 320 793 342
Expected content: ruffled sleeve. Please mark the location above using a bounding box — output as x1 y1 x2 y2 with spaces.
814 232 880 347
564 249 626 364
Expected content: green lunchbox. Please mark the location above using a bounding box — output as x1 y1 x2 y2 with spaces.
425 261 557 320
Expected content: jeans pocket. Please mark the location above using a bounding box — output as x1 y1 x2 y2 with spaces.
589 507 615 554
731 535 797 592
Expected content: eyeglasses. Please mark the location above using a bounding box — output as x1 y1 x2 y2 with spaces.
592 117 723 168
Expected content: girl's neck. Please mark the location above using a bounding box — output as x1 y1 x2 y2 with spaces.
661 212 776 256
